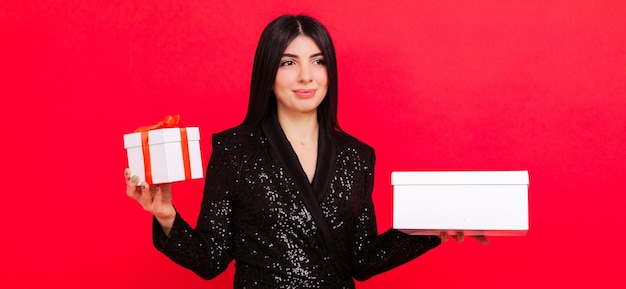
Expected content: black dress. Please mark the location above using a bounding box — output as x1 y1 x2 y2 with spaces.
153 116 441 288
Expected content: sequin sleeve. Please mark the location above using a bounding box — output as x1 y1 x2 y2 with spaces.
350 149 442 281
152 132 237 280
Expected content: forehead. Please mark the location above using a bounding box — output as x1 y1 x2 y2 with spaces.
283 35 321 55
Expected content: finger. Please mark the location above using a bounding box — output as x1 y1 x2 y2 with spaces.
153 186 163 210
150 184 160 198
440 232 449 242
124 168 131 182
160 183 172 192
473 235 490 245
454 231 465 243
160 184 173 203
153 186 173 219
126 174 141 200
139 182 154 209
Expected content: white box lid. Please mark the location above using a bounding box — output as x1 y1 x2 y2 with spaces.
391 170 529 185
123 127 200 148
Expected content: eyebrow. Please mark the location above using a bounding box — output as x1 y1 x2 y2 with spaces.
282 52 324 58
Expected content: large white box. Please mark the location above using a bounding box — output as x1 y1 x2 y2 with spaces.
392 170 529 236
124 127 203 185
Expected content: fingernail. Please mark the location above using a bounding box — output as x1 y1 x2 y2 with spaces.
124 169 129 176
131 176 137 183
141 184 146 189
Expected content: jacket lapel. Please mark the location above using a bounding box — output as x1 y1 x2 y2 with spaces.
312 122 336 201
261 115 347 274
261 115 335 200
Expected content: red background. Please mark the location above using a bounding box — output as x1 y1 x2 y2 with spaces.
2 0 625 288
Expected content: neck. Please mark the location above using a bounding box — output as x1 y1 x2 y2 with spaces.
277 111 319 146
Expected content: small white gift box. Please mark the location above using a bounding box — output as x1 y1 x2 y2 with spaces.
124 123 203 185
391 170 529 236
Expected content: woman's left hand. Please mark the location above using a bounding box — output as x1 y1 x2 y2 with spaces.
440 231 489 245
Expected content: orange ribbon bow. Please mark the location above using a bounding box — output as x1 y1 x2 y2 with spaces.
134 114 181 132
135 115 191 185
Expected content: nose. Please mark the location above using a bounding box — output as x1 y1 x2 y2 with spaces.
298 64 313 83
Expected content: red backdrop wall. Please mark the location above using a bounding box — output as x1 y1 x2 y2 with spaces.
2 0 625 288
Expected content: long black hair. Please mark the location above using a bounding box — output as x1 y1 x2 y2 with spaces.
241 14 342 138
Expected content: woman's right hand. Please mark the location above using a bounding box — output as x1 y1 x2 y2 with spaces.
440 231 489 245
125 168 176 234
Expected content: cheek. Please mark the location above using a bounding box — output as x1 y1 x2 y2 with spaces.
315 70 329 86
274 70 295 90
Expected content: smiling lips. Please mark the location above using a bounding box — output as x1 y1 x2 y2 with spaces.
293 89 317 98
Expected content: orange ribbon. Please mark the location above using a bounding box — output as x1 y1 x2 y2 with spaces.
134 115 191 184
134 115 180 132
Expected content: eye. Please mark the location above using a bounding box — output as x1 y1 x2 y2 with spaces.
280 60 295 66
312 58 326 65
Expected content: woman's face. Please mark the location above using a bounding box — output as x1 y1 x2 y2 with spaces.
273 35 328 117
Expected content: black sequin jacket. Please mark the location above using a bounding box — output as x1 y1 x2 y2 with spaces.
153 116 441 288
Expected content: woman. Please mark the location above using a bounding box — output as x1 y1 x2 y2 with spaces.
125 14 478 288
